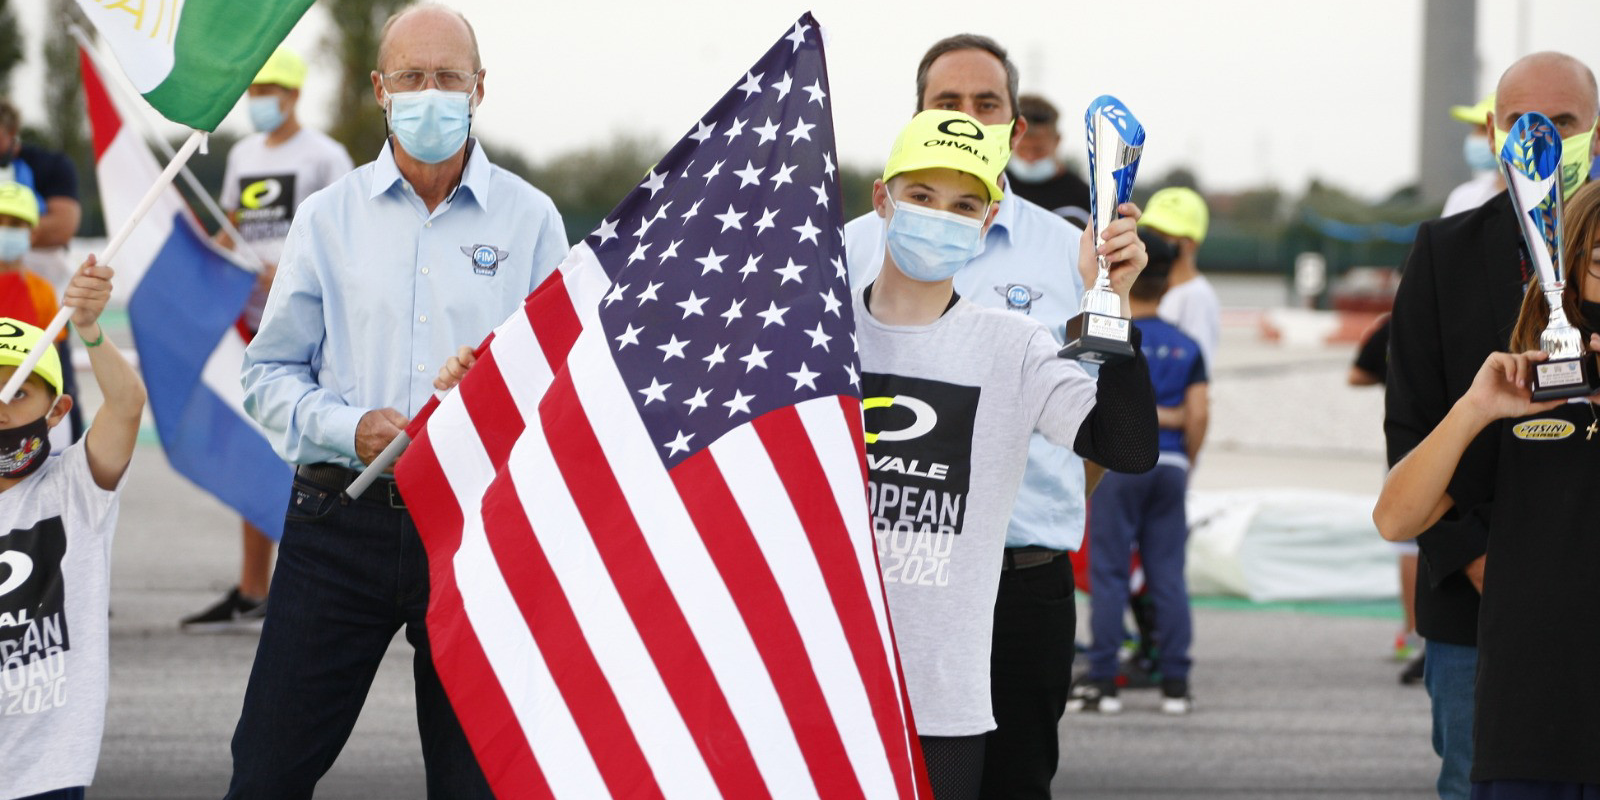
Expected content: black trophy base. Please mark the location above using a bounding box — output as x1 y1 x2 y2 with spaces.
1060 311 1135 365
1530 354 1600 401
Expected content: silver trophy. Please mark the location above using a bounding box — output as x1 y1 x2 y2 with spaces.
1500 111 1598 400
1061 95 1145 364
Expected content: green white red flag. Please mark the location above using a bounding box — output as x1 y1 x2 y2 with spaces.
73 0 314 131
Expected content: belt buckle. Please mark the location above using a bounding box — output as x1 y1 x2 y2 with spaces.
387 481 406 509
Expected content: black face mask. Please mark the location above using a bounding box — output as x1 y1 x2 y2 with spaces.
1582 300 1600 334
0 413 52 480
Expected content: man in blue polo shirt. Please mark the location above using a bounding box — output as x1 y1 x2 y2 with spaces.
843 33 1090 799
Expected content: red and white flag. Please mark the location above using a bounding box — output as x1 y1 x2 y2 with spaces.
395 14 927 799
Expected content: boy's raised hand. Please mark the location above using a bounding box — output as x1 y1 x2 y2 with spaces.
64 255 114 331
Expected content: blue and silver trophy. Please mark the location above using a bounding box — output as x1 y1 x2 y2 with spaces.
1500 112 1598 400
1061 95 1145 364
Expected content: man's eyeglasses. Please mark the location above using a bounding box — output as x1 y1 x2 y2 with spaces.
380 69 481 93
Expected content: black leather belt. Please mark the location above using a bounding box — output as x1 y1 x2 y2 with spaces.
296 463 405 509
1001 546 1065 571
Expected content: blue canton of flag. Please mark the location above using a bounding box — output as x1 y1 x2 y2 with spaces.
584 15 857 467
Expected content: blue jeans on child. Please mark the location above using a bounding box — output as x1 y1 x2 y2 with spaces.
1085 463 1192 683
224 472 491 799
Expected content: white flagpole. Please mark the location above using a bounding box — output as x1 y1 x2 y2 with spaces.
346 433 410 499
70 25 268 274
0 128 208 404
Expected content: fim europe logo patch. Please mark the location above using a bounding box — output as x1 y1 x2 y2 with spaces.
1513 418 1574 441
994 283 1043 314
461 244 509 277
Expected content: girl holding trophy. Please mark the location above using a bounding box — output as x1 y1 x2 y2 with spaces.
1374 114 1600 797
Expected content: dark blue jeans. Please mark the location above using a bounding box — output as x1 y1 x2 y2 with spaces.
979 554 1075 800
225 474 490 799
20 788 84 800
1086 464 1192 683
1426 639 1477 800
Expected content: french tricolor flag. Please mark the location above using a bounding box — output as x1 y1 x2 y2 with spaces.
81 47 292 538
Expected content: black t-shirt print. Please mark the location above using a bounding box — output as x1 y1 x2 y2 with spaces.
0 517 70 669
861 373 981 539
234 173 298 243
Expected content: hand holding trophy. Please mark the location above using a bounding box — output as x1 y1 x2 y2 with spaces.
1499 112 1600 400
1061 95 1145 364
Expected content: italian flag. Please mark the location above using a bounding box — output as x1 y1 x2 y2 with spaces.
74 0 314 131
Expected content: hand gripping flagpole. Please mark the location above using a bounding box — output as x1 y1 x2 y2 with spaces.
0 128 208 405
346 432 411 500
345 388 449 500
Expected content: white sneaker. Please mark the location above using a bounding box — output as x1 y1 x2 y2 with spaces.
1066 680 1121 714
1159 679 1192 715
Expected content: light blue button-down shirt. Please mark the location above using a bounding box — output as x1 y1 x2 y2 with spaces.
242 139 568 469
845 192 1093 551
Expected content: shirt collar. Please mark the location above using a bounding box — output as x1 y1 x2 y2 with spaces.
368 137 492 210
986 174 1018 244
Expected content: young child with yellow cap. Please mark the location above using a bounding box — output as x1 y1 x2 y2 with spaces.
855 109 1156 798
0 253 146 800
0 182 65 333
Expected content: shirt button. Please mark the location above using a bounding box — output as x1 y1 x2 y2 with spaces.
419 315 428 323
425 222 432 228
421 267 430 275
417 363 426 372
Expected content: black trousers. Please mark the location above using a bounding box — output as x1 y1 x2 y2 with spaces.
979 554 1077 800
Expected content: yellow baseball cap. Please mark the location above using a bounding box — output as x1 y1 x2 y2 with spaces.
253 47 306 90
0 318 63 396
1450 94 1494 125
1139 187 1209 244
883 110 1008 204
0 182 40 228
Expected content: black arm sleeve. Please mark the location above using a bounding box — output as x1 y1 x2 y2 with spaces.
1072 326 1158 473
1385 223 1489 579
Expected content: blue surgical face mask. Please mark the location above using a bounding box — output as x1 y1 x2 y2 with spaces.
1462 133 1497 173
883 195 989 283
386 89 472 164
1008 156 1057 183
0 227 29 262
247 95 286 134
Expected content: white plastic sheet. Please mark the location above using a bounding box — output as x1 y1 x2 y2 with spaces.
1185 489 1399 602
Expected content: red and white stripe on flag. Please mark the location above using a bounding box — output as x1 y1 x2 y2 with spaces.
397 242 928 799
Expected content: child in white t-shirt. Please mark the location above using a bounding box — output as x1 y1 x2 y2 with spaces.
0 255 146 800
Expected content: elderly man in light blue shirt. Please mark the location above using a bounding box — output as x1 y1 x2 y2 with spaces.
226 7 566 798
844 34 1093 799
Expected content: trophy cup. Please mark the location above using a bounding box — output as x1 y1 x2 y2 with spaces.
1499 111 1600 400
1061 95 1145 364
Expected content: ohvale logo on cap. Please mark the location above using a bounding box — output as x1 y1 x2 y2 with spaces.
936 119 984 140
924 119 991 164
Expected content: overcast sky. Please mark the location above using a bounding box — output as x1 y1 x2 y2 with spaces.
10 0 1600 198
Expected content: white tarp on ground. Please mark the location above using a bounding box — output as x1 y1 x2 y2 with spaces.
1185 489 1398 602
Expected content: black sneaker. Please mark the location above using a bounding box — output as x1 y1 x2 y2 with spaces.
1066 679 1121 714
1159 678 1193 715
1399 653 1426 686
180 587 267 633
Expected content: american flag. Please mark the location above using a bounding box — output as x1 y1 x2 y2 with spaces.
395 14 928 799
